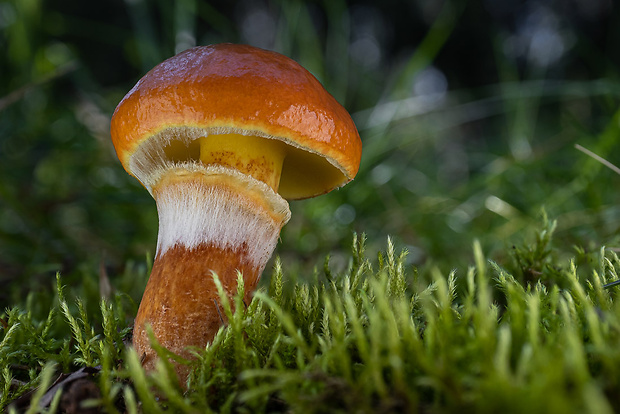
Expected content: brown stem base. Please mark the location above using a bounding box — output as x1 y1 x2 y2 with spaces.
133 243 259 383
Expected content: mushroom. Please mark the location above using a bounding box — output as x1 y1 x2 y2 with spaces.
110 43 362 382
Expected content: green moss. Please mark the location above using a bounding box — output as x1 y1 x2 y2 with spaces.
1 224 620 413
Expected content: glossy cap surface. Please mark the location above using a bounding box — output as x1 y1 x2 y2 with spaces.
110 43 362 199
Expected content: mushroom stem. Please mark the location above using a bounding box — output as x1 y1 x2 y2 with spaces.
199 133 286 191
132 167 290 382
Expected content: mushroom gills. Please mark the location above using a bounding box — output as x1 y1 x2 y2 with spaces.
147 133 286 192
130 128 347 199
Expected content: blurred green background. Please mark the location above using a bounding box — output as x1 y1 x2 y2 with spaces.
1 0 619 308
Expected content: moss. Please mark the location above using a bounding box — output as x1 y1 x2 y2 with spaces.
2 225 620 413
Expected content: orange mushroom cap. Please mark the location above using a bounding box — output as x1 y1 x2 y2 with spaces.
110 43 362 199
